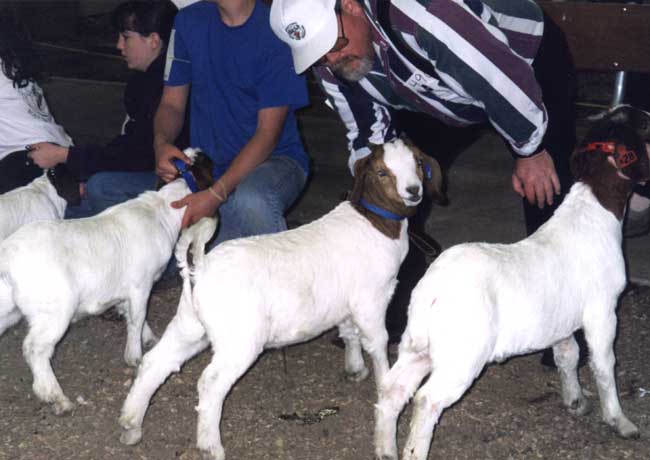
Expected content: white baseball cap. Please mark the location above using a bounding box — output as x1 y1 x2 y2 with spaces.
270 0 338 74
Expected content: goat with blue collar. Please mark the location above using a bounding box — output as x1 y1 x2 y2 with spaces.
119 138 446 460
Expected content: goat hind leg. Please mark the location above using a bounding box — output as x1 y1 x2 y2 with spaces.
23 315 73 415
584 312 639 438
338 318 369 381
120 305 209 445
196 347 261 460
554 336 591 415
375 350 432 460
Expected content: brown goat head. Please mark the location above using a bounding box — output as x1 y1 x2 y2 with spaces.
570 105 650 219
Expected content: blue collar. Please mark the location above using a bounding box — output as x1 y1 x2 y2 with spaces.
172 158 199 193
358 198 405 221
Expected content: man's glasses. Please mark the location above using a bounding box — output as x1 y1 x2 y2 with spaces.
317 12 348 65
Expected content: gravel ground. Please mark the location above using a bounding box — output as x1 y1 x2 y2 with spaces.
1 281 649 460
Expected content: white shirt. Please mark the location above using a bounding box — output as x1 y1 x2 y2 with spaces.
0 65 72 160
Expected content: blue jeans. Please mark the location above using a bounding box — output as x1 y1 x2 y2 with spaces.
208 155 307 249
65 171 157 219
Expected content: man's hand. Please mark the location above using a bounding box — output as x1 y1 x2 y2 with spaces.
27 142 69 168
155 142 191 183
512 149 561 208
171 188 222 229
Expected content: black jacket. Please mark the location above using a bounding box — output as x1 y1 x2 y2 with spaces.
66 53 189 182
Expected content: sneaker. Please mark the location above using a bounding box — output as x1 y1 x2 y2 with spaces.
624 207 650 238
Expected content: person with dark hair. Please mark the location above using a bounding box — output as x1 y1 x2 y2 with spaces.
0 9 72 194
29 0 187 217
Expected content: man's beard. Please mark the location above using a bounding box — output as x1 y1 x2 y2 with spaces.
331 54 374 82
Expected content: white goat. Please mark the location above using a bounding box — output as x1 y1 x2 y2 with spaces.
0 165 78 241
0 148 213 415
119 139 446 460
374 106 650 460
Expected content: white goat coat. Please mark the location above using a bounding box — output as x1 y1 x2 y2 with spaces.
0 174 66 241
0 179 190 414
194 201 408 348
375 182 638 460
408 182 623 363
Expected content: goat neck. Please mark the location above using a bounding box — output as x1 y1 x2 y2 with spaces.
30 174 67 218
352 196 412 239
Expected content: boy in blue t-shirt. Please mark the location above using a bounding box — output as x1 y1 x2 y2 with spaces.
154 0 310 245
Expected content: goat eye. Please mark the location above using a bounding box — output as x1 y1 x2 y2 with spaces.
377 169 387 177
417 158 424 168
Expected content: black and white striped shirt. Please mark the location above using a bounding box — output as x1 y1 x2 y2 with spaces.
315 0 547 171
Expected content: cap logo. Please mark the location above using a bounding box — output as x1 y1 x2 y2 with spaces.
285 22 305 40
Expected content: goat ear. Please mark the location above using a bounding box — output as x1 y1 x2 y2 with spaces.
190 151 215 190
349 154 372 203
422 155 448 205
569 148 588 180
48 164 81 206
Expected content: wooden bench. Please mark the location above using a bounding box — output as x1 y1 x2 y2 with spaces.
538 1 650 106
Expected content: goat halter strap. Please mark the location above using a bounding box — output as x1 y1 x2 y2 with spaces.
358 198 406 221
172 158 199 193
580 141 638 168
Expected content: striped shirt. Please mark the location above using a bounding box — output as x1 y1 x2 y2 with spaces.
314 0 547 171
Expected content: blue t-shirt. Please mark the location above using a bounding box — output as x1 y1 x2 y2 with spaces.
165 0 309 177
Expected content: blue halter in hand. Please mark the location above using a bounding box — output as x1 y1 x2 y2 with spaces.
172 158 199 193
358 198 405 221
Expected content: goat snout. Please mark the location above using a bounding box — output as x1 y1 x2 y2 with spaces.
405 184 423 205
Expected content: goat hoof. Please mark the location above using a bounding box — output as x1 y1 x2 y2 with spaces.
52 398 74 416
614 417 640 439
567 397 591 416
199 447 225 460
120 427 143 445
345 367 370 382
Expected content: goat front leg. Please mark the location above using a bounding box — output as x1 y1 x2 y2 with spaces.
123 288 153 367
353 298 391 392
338 318 369 382
22 314 74 415
120 300 209 446
375 349 432 460
584 310 639 439
553 335 591 415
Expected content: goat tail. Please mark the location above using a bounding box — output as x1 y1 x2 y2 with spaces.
175 217 219 283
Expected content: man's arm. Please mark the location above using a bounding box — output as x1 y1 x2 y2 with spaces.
172 105 289 228
154 84 190 182
315 67 396 173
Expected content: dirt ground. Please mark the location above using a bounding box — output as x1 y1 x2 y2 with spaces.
1 279 649 460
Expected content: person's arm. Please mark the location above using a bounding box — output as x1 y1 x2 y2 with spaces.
172 105 289 228
314 67 397 173
154 84 191 183
410 1 557 206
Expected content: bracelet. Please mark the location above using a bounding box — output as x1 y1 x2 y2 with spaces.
216 178 229 199
207 184 225 202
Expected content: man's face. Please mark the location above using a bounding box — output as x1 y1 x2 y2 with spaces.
321 11 375 82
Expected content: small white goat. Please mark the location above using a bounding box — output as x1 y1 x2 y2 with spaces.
0 148 212 415
119 139 446 459
374 106 650 460
0 165 78 242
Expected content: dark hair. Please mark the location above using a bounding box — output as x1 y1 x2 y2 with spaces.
112 1 178 46
0 9 43 88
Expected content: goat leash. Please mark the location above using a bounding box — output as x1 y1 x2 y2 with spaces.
358 198 405 221
172 158 199 193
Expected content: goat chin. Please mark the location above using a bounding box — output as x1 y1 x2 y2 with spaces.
374 180 639 460
119 138 435 459
0 177 194 415
0 174 66 242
